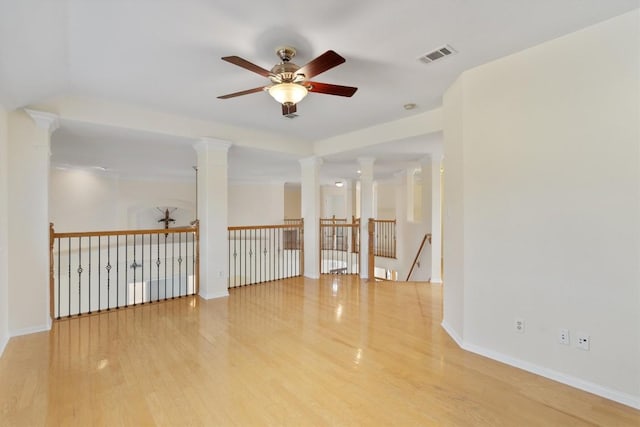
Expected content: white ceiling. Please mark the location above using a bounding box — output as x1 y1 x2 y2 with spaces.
3 0 638 181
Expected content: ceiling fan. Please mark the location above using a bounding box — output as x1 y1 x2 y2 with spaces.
217 47 358 117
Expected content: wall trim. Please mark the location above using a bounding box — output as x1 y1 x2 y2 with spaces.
440 320 463 347
0 334 8 358
441 323 640 410
199 290 229 300
10 323 51 338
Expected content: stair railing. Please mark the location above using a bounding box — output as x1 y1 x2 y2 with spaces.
406 233 432 281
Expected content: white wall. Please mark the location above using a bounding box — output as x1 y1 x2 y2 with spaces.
374 174 433 281
0 106 9 355
50 169 119 231
119 179 195 228
320 185 347 218
443 10 640 407
228 182 284 226
50 169 196 232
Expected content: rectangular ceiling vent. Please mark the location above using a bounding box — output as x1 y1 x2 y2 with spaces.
418 45 456 64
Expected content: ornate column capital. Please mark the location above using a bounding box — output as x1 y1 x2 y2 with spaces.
24 109 59 134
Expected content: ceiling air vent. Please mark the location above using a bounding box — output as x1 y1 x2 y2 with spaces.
418 45 456 64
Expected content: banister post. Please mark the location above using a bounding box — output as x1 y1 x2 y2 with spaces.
368 218 375 280
300 218 304 277
49 222 55 321
193 220 200 295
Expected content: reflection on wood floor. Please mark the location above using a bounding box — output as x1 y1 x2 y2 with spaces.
0 276 638 426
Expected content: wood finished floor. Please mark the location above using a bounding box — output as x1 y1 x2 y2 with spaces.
1 276 638 426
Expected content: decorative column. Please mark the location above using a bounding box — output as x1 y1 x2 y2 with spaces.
9 109 58 332
299 156 322 279
392 171 407 278
431 155 443 283
358 157 375 279
194 138 231 299
418 156 433 280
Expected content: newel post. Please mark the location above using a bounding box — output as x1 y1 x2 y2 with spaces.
300 218 305 277
49 222 55 321
193 220 200 295
368 218 375 280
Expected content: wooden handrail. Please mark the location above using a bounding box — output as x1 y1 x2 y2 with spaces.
406 233 432 281
50 221 200 319
52 225 197 239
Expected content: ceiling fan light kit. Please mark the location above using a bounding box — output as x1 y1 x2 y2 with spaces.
218 46 357 116
268 82 308 105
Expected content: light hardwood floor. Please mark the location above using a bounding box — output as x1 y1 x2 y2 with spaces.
1 276 638 426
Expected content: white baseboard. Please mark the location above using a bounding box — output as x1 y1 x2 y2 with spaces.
440 323 640 410
199 290 229 300
440 320 463 347
0 334 8 357
304 273 320 279
11 323 51 338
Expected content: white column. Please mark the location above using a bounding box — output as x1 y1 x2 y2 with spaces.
358 157 375 279
194 138 231 299
405 165 418 222
300 156 322 279
345 179 356 220
419 156 433 281
8 109 58 333
431 155 443 283
392 171 408 278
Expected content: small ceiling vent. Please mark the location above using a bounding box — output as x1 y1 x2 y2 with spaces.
418 45 456 64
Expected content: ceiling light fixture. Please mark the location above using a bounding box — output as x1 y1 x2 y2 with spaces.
268 83 308 105
335 181 344 188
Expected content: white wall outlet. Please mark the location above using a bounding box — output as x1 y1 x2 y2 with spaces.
515 318 525 334
558 328 570 345
577 333 590 350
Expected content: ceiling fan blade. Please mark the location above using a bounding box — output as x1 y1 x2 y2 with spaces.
307 81 358 97
221 56 272 77
296 50 345 79
282 103 297 116
217 86 266 99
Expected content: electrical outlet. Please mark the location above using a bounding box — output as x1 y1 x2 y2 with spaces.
515 318 525 334
558 328 570 345
577 333 590 351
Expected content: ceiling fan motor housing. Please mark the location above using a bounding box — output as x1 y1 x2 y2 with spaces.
269 61 303 84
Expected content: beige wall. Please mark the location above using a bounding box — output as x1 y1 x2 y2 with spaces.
376 181 396 220
443 10 640 405
283 183 301 219
50 169 196 232
228 183 284 226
